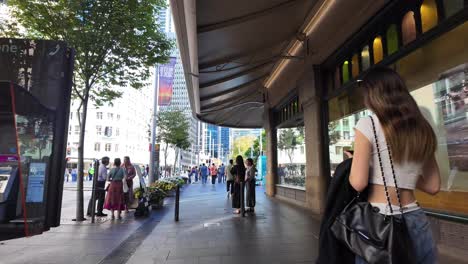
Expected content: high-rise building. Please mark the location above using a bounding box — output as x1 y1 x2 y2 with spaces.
157 3 199 170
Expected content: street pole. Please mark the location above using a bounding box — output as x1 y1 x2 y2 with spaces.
197 121 200 166
259 130 263 156
149 65 159 184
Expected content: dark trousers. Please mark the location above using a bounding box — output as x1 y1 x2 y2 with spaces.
87 181 105 215
211 175 217 184
226 180 234 193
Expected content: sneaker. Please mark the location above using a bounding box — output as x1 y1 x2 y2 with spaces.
96 213 107 217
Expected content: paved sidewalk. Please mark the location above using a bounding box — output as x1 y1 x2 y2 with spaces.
126 182 321 264
0 181 168 264
0 181 465 264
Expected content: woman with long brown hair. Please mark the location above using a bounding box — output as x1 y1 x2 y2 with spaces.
231 155 246 214
350 67 441 263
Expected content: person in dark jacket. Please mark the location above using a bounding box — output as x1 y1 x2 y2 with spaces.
316 158 368 264
231 155 246 214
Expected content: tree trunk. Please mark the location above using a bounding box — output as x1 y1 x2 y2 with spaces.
76 86 90 221
287 149 294 164
173 148 179 176
164 142 169 178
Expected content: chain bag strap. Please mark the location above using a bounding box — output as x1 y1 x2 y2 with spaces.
369 116 404 215
331 116 415 264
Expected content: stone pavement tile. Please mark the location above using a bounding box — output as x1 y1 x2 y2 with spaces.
73 254 105 264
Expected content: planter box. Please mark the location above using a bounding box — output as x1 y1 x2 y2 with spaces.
151 198 164 209
166 189 176 197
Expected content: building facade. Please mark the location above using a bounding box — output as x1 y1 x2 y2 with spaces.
66 85 153 166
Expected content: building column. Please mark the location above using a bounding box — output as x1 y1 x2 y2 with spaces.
298 68 327 214
264 102 277 197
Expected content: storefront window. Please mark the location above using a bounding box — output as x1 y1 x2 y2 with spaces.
386 25 399 55
342 61 350 83
351 54 359 78
277 126 306 188
328 109 372 174
373 36 383 63
328 21 468 215
420 0 438 33
402 11 417 45
361 46 370 71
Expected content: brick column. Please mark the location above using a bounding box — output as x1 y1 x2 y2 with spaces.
264 102 277 197
298 68 327 214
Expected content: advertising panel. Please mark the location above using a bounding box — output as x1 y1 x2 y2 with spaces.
158 57 176 106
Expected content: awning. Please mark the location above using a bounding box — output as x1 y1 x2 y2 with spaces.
171 0 385 128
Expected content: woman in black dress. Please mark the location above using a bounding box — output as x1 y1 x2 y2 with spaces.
231 155 246 214
245 158 257 212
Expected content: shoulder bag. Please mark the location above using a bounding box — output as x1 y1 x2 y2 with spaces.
330 116 415 264
122 167 129 193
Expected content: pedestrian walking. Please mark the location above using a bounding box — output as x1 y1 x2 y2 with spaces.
226 160 234 196
217 163 225 183
88 164 94 181
104 158 127 220
122 156 136 213
331 67 441 264
231 156 246 214
71 168 77 182
87 157 109 217
65 168 70 182
210 163 218 184
245 158 257 213
200 163 208 184
194 166 199 182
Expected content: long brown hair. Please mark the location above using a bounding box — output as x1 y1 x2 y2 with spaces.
360 67 436 163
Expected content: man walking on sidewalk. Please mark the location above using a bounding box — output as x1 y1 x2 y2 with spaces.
210 163 218 184
218 163 225 183
87 156 109 217
200 163 208 184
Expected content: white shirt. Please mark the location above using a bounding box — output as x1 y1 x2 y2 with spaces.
98 164 108 182
354 115 423 190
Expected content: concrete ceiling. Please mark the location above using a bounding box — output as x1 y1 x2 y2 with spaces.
170 0 386 128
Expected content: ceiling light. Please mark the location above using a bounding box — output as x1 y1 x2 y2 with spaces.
264 0 335 89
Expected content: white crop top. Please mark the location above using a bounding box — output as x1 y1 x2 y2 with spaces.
354 115 423 190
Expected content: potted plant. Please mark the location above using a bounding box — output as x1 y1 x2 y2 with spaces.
147 185 166 209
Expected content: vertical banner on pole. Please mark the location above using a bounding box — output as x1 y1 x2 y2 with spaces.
158 57 176 106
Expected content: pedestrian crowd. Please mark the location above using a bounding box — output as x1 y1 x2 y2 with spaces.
83 156 144 220
186 155 257 215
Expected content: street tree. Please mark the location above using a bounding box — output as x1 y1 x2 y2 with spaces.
7 0 172 221
243 130 266 164
231 135 256 160
277 127 304 164
156 110 190 176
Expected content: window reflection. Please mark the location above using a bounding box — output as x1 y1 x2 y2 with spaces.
421 0 438 33
328 110 372 174
402 11 417 45
277 127 306 188
373 36 383 63
386 25 399 55
361 46 370 71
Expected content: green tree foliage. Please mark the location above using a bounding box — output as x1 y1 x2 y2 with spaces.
6 0 172 221
231 135 256 160
243 130 266 164
157 110 190 176
277 127 304 164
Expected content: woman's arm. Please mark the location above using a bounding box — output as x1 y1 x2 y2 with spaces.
349 130 372 192
417 156 441 195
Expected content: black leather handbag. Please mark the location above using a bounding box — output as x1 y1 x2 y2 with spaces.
330 116 415 264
